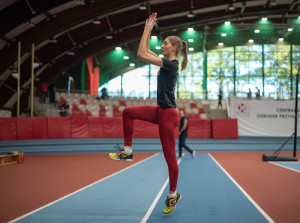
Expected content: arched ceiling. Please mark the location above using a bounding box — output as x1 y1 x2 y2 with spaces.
0 0 300 113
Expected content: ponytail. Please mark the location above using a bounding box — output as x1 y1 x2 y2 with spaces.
181 41 188 71
167 36 189 71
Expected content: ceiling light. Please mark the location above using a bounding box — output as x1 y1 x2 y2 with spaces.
218 42 224 46
106 34 113 39
278 38 284 42
93 18 101 25
115 47 121 50
254 29 260 33
261 17 268 21
188 47 194 51
159 54 164 58
139 3 147 10
151 35 157 40
225 21 230 25
270 0 277 6
123 56 129 59
48 36 57 43
187 11 195 18
33 62 40 68
67 51 75 56
221 33 227 37
75 0 85 5
28 20 35 27
12 72 20 80
188 28 194 32
228 4 235 11
155 46 161 49
130 63 135 67
249 39 254 43
288 28 293 31
188 39 194 42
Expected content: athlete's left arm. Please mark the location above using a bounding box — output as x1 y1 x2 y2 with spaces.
137 13 163 68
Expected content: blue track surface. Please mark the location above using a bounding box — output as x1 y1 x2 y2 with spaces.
147 154 269 223
0 136 299 154
14 153 271 223
270 161 300 172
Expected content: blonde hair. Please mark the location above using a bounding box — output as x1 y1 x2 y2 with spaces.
167 36 188 71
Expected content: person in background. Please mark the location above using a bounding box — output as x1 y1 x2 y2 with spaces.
178 110 196 159
59 99 69 117
247 88 252 99
100 87 108 100
256 87 261 100
217 88 223 109
40 81 47 103
48 83 56 103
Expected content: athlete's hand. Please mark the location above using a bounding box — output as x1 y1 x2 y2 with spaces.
145 13 157 31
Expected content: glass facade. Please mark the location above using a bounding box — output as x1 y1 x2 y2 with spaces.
101 44 300 100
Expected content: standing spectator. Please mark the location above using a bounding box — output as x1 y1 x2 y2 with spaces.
256 87 261 100
217 88 223 109
178 110 196 158
247 88 252 99
48 83 56 103
40 81 47 103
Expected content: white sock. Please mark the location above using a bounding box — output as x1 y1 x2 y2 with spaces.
124 147 132 154
168 192 176 198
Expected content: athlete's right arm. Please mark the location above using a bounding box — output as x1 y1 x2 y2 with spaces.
137 13 163 67
146 31 159 58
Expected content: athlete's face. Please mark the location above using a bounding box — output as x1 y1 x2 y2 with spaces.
161 38 176 57
180 110 184 117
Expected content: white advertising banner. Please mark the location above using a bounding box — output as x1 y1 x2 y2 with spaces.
229 100 299 136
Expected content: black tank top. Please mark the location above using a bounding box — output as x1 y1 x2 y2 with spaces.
157 58 178 108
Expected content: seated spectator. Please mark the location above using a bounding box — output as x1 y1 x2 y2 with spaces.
100 87 108 100
59 101 69 117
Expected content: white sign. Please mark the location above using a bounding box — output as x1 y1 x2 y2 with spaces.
230 100 299 136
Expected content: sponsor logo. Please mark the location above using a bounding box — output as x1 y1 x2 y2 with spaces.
237 103 249 113
234 103 250 117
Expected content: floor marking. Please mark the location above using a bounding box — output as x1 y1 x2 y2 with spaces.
208 153 275 223
268 161 300 173
10 153 159 223
140 156 183 223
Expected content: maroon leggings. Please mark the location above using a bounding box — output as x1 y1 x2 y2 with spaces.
123 105 179 191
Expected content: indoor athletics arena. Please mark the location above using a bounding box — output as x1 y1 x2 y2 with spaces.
1 1 300 223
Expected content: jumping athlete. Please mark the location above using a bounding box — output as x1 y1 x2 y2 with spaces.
109 13 188 214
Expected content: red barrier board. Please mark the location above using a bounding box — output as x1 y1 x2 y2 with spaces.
0 117 238 141
212 119 238 139
102 117 123 138
0 118 16 140
16 117 33 140
62 117 71 138
47 117 65 139
71 116 89 138
88 117 104 138
32 117 48 139
188 119 212 138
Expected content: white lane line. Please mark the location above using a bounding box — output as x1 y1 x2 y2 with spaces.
268 161 300 173
208 153 275 223
141 155 183 223
10 153 159 223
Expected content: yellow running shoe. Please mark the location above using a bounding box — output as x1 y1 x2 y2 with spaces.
163 192 182 214
108 144 133 161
